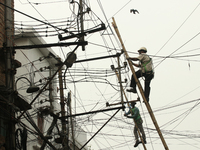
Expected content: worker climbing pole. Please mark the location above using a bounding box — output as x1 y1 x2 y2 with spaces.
110 61 147 149
112 17 169 150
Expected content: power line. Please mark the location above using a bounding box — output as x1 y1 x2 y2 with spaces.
154 2 200 56
0 2 65 31
154 31 200 68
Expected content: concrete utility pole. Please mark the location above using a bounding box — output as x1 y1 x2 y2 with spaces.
5 0 15 149
68 92 76 150
112 17 169 150
49 68 54 112
58 68 68 149
79 0 85 51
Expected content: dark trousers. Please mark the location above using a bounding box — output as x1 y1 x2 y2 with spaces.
134 119 146 141
130 70 154 101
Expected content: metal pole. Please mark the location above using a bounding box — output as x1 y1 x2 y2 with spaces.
5 0 15 149
112 17 169 150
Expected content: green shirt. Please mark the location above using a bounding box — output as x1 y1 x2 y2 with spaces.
125 107 141 121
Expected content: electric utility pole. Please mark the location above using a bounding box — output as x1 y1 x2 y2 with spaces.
58 67 68 149
68 92 76 150
79 0 85 51
5 0 15 149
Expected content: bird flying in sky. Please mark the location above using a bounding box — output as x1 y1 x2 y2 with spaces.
130 9 139 14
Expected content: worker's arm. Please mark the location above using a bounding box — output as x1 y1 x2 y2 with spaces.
129 57 139 61
127 108 139 119
127 57 140 68
132 62 140 68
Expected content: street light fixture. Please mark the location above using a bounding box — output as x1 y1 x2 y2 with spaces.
15 77 40 93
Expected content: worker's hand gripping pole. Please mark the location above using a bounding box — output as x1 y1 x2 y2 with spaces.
112 17 169 150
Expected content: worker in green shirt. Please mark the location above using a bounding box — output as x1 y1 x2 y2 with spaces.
124 102 146 147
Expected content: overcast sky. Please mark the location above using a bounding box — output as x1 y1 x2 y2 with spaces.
14 0 200 149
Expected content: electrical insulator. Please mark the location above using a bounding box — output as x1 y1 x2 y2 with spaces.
110 65 115 70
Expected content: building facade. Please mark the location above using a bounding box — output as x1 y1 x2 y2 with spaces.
14 29 88 150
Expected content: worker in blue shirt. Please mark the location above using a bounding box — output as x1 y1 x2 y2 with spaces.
124 102 146 147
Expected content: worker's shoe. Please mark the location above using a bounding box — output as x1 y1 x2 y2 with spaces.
126 88 137 93
134 140 141 147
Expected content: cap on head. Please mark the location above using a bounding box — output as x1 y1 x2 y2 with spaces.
131 102 136 106
138 47 147 53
